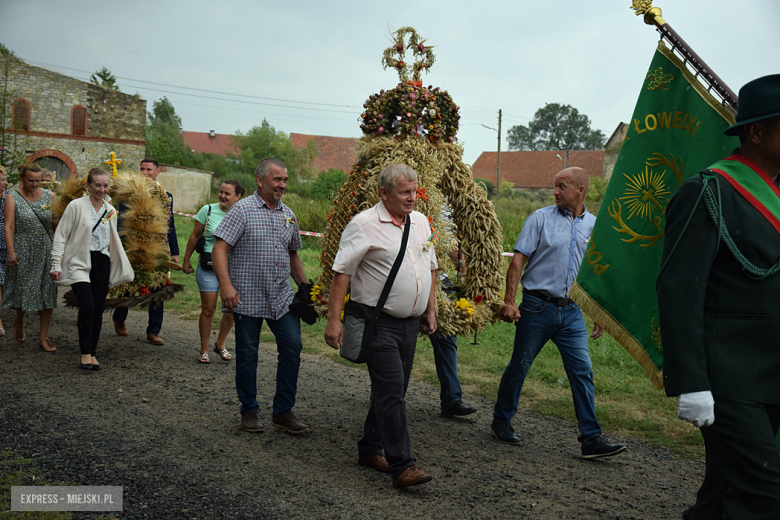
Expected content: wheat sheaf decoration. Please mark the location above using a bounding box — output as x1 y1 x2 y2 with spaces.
316 27 505 337
53 171 184 310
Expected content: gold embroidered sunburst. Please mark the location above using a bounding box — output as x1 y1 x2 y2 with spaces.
619 166 671 221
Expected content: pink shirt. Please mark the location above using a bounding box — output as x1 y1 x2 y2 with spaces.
333 201 437 318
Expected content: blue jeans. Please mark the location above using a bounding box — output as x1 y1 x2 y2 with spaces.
430 334 463 409
493 292 602 444
233 311 302 416
113 294 164 335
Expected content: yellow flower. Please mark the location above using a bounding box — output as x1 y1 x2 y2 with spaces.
310 284 322 303
456 298 474 315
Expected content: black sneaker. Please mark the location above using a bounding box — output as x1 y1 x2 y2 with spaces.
441 400 477 418
581 436 626 459
491 419 522 445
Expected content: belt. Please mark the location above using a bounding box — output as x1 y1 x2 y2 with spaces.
523 289 571 307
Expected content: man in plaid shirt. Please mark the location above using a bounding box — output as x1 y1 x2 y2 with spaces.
212 158 309 435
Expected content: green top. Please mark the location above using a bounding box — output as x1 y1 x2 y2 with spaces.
195 203 226 253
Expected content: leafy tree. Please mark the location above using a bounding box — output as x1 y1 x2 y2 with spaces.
228 120 317 196
499 179 515 198
507 103 605 151
473 177 494 198
309 168 347 200
0 44 30 181
90 67 118 90
145 97 202 168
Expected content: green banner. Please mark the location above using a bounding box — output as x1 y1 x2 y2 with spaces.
571 41 738 389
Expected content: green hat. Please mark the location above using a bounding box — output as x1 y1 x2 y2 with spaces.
724 74 780 136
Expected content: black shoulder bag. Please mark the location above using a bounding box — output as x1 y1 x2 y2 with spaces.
195 204 212 254
340 217 410 363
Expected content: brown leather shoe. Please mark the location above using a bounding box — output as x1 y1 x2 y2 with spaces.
392 465 432 488
146 333 164 345
114 320 129 336
240 411 264 432
271 410 309 434
39 337 56 352
358 454 390 473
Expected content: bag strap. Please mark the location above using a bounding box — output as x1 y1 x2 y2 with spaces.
369 216 411 324
92 208 107 233
204 204 212 234
18 192 52 241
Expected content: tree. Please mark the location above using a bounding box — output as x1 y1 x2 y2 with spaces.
228 120 317 196
309 168 347 200
0 44 30 181
507 103 605 151
145 97 201 168
90 67 118 90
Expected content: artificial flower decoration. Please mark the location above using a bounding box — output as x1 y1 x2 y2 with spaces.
310 284 322 303
417 187 429 201
456 298 474 315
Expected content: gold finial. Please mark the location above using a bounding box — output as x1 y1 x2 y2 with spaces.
381 27 436 85
631 0 666 27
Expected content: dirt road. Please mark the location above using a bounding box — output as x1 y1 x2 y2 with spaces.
0 302 701 519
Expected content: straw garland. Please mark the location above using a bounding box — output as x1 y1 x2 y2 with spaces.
314 28 505 336
52 172 184 309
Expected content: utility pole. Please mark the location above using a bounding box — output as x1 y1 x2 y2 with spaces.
496 109 502 193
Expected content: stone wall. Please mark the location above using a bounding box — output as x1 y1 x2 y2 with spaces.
25 135 145 179
1 56 146 179
1 57 145 139
157 164 213 214
603 122 628 182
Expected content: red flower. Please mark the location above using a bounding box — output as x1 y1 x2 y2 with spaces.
474 295 485 304
165 278 173 286
416 187 429 201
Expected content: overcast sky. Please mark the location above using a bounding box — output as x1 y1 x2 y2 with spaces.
1 0 778 166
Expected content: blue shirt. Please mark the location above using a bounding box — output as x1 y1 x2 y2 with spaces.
514 205 595 299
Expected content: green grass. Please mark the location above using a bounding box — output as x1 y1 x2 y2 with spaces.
171 199 703 458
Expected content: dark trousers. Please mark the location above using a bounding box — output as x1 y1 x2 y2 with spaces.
70 252 110 356
686 396 780 520
112 288 164 335
357 313 419 477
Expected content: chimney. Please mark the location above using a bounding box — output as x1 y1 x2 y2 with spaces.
208 130 216 138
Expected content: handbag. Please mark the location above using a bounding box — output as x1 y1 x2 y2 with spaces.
199 251 213 271
340 217 410 363
195 205 212 254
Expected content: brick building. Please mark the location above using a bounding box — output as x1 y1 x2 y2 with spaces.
1 56 146 180
472 150 605 196
290 133 358 174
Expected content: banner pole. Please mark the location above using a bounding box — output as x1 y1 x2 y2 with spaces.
632 2 739 111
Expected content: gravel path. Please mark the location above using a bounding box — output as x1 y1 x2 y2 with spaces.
0 299 703 519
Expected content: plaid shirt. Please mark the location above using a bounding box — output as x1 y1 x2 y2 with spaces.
213 191 303 319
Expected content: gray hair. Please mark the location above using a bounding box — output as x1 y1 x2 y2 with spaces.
377 164 418 193
255 157 287 179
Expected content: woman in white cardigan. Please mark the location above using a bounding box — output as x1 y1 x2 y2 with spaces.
51 169 134 371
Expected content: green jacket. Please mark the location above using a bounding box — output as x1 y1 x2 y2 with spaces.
657 160 780 403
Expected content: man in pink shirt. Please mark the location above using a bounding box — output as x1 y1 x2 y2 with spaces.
325 163 437 488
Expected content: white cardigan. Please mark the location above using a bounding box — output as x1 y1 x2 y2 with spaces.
50 196 134 287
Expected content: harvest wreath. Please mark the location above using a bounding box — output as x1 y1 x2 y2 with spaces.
52 171 184 310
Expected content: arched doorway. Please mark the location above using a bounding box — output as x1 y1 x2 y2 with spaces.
33 156 71 182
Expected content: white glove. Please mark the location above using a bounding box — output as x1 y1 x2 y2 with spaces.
677 391 715 427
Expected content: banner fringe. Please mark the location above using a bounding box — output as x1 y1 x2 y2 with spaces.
570 282 664 390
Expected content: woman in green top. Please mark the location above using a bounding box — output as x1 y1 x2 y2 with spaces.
182 180 244 364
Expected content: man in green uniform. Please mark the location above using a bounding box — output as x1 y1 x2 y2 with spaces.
657 74 780 520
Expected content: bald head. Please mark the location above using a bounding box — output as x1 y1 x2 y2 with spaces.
553 167 589 216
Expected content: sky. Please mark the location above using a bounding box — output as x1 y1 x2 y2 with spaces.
1 0 778 166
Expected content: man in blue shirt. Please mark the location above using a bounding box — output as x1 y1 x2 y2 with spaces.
492 167 626 459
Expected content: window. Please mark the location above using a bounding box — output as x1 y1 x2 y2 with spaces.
71 105 87 136
11 99 30 131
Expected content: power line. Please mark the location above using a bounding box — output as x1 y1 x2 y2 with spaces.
25 59 364 110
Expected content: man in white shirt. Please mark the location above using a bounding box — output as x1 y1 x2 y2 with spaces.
325 163 437 488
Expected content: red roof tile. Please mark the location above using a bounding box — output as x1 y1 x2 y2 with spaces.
291 133 358 174
183 131 237 156
472 150 604 189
